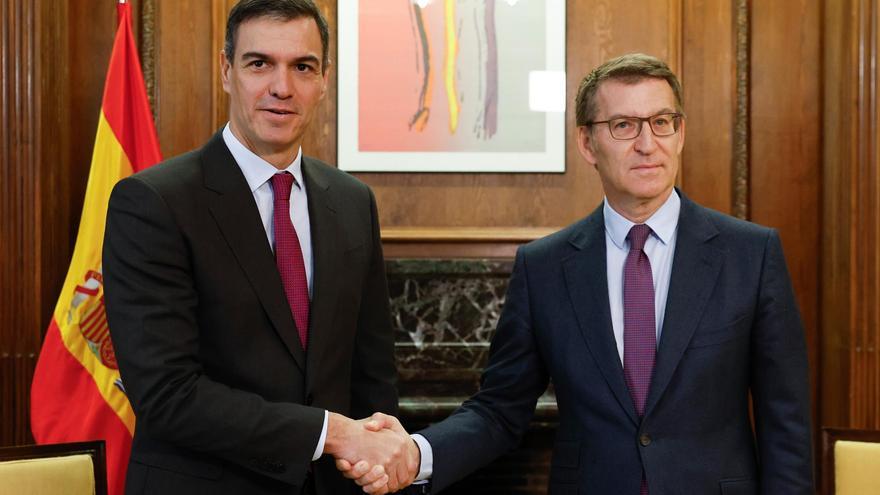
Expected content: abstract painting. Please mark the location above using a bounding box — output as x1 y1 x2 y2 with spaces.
338 0 566 172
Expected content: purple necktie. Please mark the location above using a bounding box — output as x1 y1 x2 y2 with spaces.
271 172 309 349
623 224 656 495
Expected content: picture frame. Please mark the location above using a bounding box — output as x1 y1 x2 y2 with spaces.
337 0 566 173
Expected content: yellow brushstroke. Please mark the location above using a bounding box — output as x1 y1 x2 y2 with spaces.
444 0 459 133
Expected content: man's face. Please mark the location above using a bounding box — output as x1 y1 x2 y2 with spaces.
577 78 685 213
221 16 328 164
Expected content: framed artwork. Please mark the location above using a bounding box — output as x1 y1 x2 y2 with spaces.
338 0 566 173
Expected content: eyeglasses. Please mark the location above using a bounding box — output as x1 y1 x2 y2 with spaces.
586 113 683 140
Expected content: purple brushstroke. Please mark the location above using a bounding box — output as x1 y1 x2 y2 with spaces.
483 0 498 138
409 4 431 131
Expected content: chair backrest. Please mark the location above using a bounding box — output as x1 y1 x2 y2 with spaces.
0 441 107 495
822 428 880 494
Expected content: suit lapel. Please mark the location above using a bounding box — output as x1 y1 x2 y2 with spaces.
563 205 639 426
644 192 723 417
300 158 341 385
200 132 306 371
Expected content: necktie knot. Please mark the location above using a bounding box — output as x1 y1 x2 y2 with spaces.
271 172 295 201
627 224 652 252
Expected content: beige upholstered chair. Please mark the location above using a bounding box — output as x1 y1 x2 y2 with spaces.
823 428 880 494
0 441 107 495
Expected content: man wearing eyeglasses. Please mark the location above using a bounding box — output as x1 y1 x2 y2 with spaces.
340 53 813 495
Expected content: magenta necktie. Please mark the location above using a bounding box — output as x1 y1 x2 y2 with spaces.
623 224 655 495
271 172 310 349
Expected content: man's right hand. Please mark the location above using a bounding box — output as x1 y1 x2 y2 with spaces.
325 412 419 494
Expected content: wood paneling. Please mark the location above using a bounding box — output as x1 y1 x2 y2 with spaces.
1 0 74 446
751 0 822 464
680 0 735 214
153 1 214 157
823 0 880 431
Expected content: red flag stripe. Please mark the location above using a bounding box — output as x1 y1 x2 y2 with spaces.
101 3 161 173
80 305 104 328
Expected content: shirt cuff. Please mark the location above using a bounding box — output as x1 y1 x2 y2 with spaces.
312 410 328 461
411 433 433 481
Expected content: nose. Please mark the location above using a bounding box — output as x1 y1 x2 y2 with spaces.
633 121 658 154
269 70 293 99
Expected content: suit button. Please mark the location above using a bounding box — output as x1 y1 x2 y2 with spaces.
305 393 314 405
639 434 652 447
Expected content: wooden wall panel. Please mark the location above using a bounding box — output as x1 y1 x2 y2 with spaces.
823 0 880 431
154 0 215 157
0 0 42 446
751 0 822 447
680 0 735 214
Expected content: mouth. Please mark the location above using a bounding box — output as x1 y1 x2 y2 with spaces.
632 163 662 170
261 108 295 116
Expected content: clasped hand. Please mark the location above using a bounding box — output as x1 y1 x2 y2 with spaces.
325 412 419 494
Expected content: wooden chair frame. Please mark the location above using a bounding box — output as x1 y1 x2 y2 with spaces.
0 440 108 495
822 427 880 495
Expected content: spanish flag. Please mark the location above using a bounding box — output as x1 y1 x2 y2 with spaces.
30 2 161 494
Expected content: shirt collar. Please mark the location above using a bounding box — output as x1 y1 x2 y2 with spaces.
222 123 305 193
603 189 681 250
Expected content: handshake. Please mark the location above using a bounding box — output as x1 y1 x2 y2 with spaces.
324 412 422 494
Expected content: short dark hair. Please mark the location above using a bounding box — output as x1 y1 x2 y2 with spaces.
575 53 683 126
224 0 330 72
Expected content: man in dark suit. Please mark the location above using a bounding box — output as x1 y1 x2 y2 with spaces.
344 53 813 494
103 1 414 494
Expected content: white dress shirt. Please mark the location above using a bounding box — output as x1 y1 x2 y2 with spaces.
604 190 680 363
412 190 682 480
221 124 327 461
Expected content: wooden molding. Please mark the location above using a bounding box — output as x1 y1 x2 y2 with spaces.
732 0 750 220
382 228 559 259
382 227 559 243
140 0 158 123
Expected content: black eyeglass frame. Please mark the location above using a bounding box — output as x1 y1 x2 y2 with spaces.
586 112 684 140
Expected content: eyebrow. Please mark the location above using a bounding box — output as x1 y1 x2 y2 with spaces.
604 108 677 120
239 51 271 62
239 51 321 68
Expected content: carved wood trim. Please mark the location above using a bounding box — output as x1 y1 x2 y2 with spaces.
732 0 750 220
140 0 158 122
382 227 559 243
667 0 683 76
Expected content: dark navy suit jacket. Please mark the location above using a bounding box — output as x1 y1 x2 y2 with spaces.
420 191 812 494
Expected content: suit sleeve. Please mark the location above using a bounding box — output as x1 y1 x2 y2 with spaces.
750 229 813 494
418 247 550 493
103 176 324 486
348 187 398 419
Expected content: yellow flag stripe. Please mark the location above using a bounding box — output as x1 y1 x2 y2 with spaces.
53 111 135 435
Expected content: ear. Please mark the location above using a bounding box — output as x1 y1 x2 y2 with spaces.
220 50 232 94
319 61 331 100
576 125 598 166
675 116 686 154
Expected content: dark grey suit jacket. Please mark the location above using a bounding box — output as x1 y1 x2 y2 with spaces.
104 132 398 494
420 191 812 494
